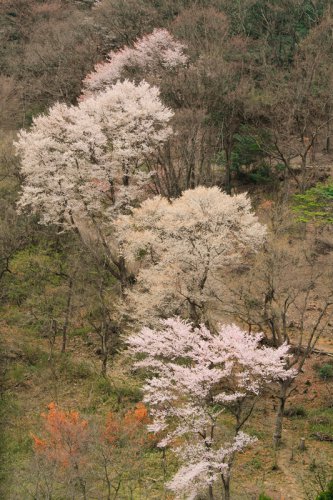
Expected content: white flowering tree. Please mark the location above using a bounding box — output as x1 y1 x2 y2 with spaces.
128 318 296 500
15 28 187 286
16 80 173 285
116 186 266 324
16 80 173 227
81 29 187 97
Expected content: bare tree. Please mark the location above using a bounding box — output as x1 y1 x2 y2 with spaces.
218 201 333 447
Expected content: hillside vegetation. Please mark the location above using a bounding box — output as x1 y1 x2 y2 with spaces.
2 1 333 499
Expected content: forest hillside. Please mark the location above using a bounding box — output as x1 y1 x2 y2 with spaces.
2 1 333 499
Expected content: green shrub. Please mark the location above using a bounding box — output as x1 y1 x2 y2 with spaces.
248 457 262 470
71 326 91 338
58 355 93 380
7 363 26 385
113 380 143 405
258 494 273 500
318 364 333 380
293 183 333 224
248 163 272 184
284 406 307 418
21 344 48 367
316 480 333 499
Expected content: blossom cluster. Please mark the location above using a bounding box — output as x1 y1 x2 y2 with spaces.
82 29 187 97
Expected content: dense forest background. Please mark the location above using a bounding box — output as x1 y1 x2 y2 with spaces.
2 1 333 499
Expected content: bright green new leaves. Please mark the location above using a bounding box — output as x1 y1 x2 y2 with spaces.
293 183 333 224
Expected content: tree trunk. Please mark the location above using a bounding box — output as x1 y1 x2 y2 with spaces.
273 381 289 448
300 154 307 194
101 329 108 377
326 104 331 153
188 300 200 327
224 148 232 195
208 484 214 500
222 475 230 500
61 277 73 353
117 255 136 293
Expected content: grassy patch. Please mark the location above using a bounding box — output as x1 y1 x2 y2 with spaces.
91 375 143 408
310 409 333 438
70 325 91 339
57 354 93 381
0 392 30 496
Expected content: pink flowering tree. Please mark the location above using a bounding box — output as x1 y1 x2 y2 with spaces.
128 318 296 500
116 186 266 325
81 29 187 98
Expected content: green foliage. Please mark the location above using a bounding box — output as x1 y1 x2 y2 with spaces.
21 344 49 368
318 364 333 381
3 245 62 305
248 163 274 184
258 494 273 500
239 0 326 65
316 480 333 499
293 184 333 224
217 129 280 185
248 457 262 470
283 405 307 418
91 375 143 410
71 325 91 339
0 393 27 497
6 363 26 385
232 132 265 169
58 355 93 381
314 360 333 380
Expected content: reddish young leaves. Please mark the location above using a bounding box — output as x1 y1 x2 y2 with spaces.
32 402 89 468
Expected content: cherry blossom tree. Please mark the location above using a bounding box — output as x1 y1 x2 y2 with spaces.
16 80 173 228
81 29 187 97
116 186 266 325
16 80 173 285
128 318 296 500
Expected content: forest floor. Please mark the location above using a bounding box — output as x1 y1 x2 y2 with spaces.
1 303 333 500
235 350 333 500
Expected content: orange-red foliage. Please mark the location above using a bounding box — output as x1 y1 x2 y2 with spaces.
32 402 89 467
104 402 153 448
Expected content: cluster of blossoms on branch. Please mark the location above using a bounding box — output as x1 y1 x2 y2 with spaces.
128 318 296 498
82 29 188 97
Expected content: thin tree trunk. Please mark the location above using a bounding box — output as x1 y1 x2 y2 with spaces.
224 148 232 195
101 329 108 377
190 161 196 189
273 381 288 448
300 154 307 194
73 463 87 500
61 277 73 353
326 106 331 153
103 457 111 500
222 475 230 500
